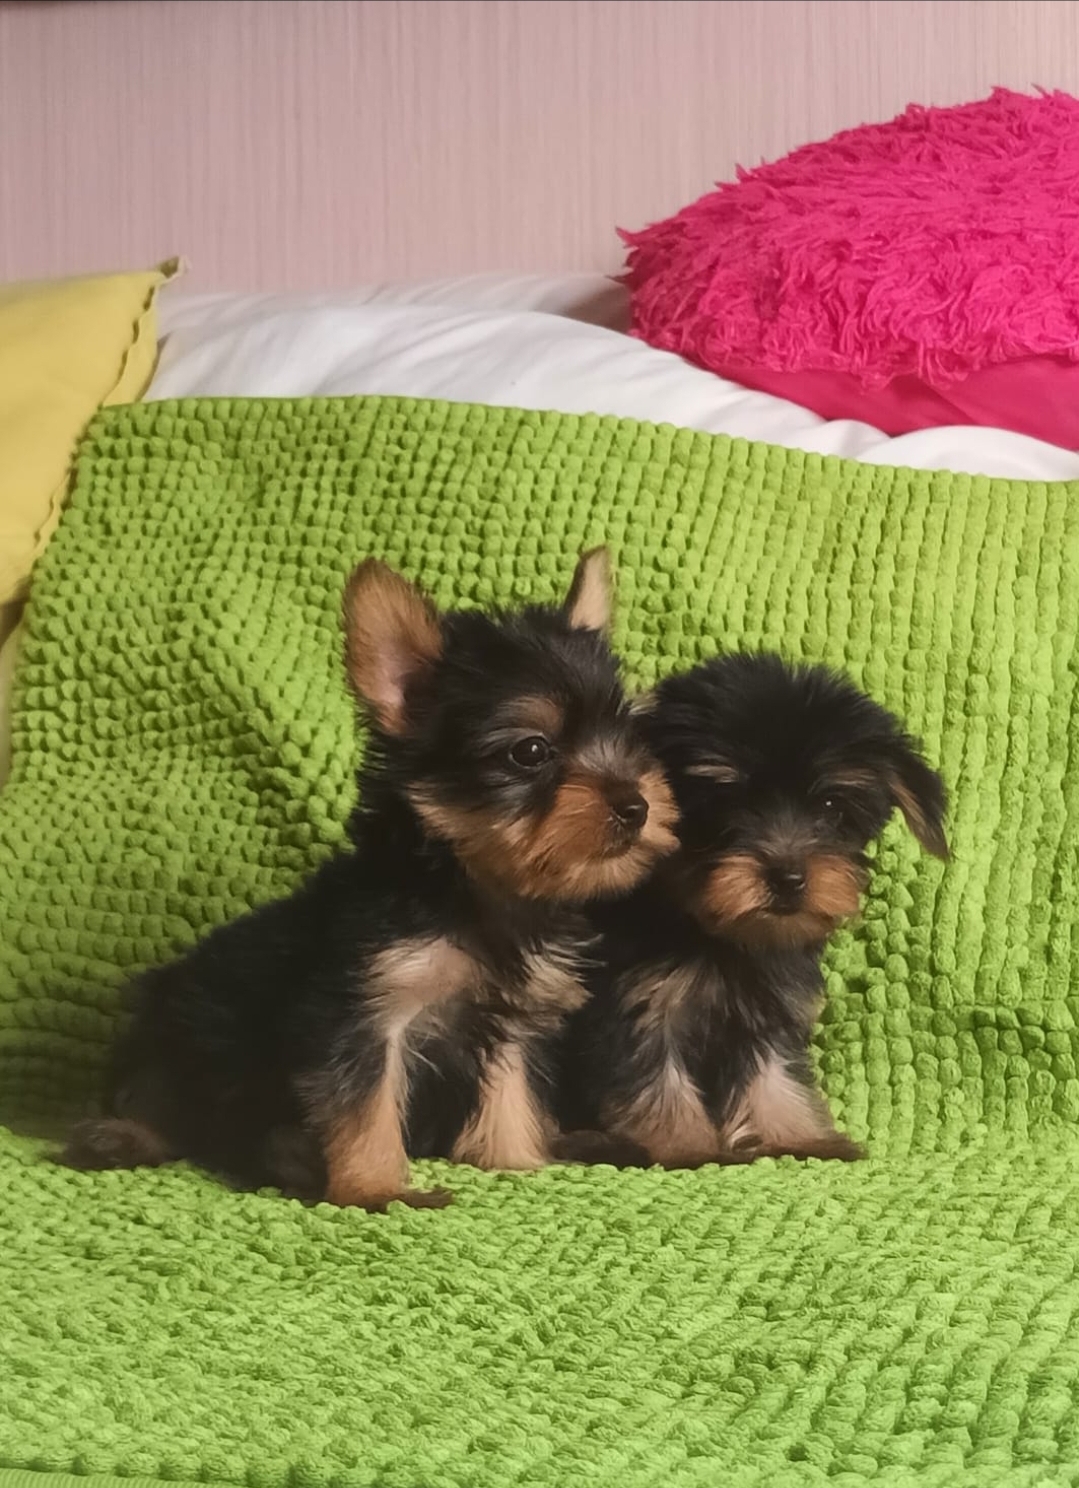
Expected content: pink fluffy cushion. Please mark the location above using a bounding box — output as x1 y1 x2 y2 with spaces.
623 89 1079 448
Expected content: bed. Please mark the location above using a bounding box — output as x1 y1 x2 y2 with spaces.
1 265 1078 1487
4 1 1079 1482
151 274 1079 482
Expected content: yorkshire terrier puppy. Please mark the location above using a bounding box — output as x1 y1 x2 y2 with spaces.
558 652 948 1169
61 549 677 1209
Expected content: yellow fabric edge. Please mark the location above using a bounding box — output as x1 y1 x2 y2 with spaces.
0 257 184 789
0 608 21 788
24 256 183 592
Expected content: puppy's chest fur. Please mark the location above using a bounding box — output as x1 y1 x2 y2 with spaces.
633 945 820 1049
350 912 590 1167
361 926 587 1038
582 905 827 1164
619 946 817 1080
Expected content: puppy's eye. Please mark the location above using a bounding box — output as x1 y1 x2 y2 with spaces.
509 736 551 770
820 796 845 822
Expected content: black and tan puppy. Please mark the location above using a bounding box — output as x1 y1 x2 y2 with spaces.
558 653 948 1169
61 550 677 1209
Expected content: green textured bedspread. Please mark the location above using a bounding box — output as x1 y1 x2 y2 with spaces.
2 396 1079 1487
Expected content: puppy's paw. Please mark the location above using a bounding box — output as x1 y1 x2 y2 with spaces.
815 1132 864 1163
58 1117 171 1170
788 1132 865 1163
334 1186 454 1213
551 1129 651 1169
396 1186 454 1210
264 1124 325 1201
749 1133 865 1164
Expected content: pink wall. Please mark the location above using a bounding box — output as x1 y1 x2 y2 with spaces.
2 0 1078 292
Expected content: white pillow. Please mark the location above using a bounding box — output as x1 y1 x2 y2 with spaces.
151 284 1079 481
159 273 630 334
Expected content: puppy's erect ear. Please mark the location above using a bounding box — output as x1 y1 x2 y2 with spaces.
563 546 612 634
343 559 443 736
887 741 949 860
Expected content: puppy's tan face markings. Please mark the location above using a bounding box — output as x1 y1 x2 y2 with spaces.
410 680 679 903
671 751 887 947
696 853 768 926
411 772 677 902
691 849 868 947
518 764 678 899
806 853 867 921
480 695 567 753
345 546 678 903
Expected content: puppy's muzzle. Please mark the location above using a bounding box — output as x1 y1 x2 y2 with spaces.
764 860 807 915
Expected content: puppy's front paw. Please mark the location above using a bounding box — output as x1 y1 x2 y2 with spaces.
815 1132 864 1163
748 1133 865 1164
396 1186 454 1210
551 1129 651 1169
333 1185 454 1213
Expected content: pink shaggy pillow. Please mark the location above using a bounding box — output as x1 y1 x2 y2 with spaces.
623 89 1079 449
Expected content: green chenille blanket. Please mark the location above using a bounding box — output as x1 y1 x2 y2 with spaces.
3 395 1079 1488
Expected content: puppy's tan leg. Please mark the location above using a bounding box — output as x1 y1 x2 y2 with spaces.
319 932 481 1209
605 1059 722 1169
452 1042 550 1170
323 1040 451 1211
721 1055 862 1162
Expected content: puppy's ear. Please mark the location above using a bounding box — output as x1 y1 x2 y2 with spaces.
887 741 949 860
563 547 612 634
343 559 443 735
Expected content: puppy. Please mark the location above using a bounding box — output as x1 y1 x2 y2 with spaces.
558 652 948 1169
61 550 677 1209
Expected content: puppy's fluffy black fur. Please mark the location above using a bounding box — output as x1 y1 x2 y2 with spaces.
61 551 676 1209
558 652 948 1169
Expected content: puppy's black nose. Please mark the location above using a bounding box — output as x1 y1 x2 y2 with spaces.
610 792 649 831
767 864 806 905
